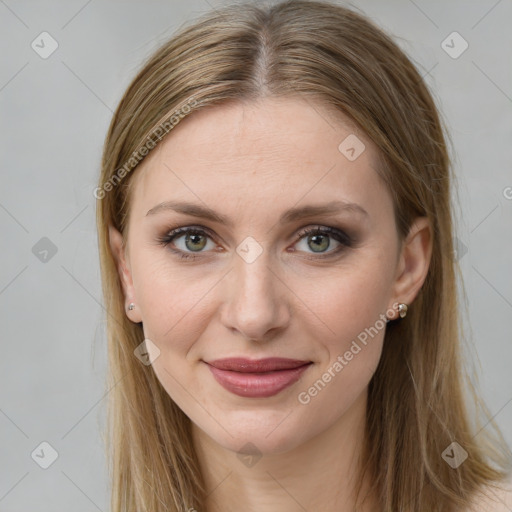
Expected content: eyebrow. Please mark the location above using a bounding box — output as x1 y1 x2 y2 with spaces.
146 199 368 226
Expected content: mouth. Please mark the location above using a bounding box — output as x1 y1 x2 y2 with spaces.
204 358 313 398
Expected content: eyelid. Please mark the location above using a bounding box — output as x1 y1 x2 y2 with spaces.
295 225 354 246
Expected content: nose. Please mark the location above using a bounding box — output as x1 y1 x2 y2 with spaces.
220 249 291 343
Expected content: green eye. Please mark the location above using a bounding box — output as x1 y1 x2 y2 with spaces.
157 225 353 260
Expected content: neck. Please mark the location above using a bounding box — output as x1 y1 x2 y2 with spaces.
191 390 378 512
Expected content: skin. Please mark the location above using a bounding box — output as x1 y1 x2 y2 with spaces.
109 96 433 511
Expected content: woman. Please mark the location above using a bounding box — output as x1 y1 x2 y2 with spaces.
96 1 512 510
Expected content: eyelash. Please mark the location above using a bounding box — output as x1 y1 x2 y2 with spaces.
156 225 354 261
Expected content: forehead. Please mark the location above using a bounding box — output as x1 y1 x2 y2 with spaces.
129 96 392 224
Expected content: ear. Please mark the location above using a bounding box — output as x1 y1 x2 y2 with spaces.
109 225 142 323
388 216 432 319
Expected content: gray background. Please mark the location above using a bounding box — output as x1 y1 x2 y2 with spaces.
1 0 511 510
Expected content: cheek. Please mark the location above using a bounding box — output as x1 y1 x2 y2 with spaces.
294 277 387 434
293 252 393 342
133 260 214 413
132 254 218 352
291 255 392 403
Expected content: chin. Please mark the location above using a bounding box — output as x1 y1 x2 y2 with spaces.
193 409 317 457
221 428 304 457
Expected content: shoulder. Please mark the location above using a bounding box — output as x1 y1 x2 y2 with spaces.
466 474 512 512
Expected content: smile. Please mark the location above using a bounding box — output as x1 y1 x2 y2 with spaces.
204 358 313 398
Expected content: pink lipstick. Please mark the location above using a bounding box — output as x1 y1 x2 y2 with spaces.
205 357 312 398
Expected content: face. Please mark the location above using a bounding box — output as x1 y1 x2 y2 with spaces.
110 96 424 456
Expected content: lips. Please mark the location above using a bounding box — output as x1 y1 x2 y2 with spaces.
207 357 311 372
204 357 312 398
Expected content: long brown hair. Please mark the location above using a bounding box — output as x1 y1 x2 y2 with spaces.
96 1 512 510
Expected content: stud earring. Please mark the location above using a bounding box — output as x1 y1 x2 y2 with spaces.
398 303 408 319
128 303 135 311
